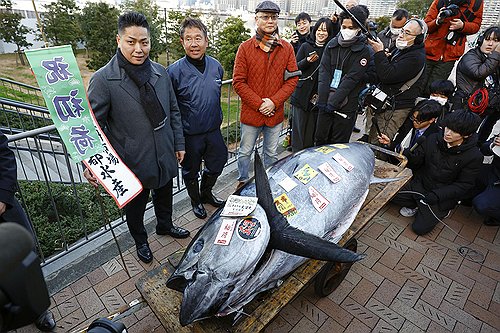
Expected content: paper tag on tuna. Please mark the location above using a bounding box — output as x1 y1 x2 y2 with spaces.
318 162 341 183
274 193 299 219
333 153 354 171
315 146 336 154
279 176 298 192
294 164 318 184
221 195 258 217
331 144 349 149
237 216 262 241
309 186 330 212
214 219 237 245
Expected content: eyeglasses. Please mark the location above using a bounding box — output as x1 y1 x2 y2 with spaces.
399 29 418 37
257 14 279 21
410 116 424 124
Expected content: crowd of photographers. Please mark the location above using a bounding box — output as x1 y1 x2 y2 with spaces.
288 0 499 234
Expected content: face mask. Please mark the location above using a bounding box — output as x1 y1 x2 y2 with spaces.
340 28 358 41
390 27 402 36
429 95 448 105
396 39 410 50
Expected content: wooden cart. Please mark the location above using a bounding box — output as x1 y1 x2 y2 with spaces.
136 153 412 333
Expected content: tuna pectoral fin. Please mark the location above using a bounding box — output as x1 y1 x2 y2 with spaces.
270 226 365 263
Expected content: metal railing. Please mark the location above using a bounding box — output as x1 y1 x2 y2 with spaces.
0 77 46 107
1 78 291 267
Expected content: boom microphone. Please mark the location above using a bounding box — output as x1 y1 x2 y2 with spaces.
332 0 377 41
409 135 426 152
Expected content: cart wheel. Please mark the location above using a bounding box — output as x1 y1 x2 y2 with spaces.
314 238 358 297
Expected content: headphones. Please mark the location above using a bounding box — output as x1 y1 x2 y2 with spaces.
405 18 428 45
477 26 500 47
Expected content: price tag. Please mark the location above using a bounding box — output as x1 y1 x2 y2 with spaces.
221 195 258 217
333 153 354 172
309 186 330 212
318 162 341 183
214 219 237 245
279 176 298 192
294 164 318 184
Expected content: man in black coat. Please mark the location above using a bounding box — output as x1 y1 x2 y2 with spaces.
392 110 483 235
0 132 56 331
473 134 500 226
366 18 427 145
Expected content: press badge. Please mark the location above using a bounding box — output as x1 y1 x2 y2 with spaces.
330 69 342 89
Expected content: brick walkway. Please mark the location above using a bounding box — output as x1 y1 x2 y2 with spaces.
14 171 500 333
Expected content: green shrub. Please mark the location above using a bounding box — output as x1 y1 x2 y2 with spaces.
18 180 122 257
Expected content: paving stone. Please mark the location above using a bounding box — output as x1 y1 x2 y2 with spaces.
70 275 91 295
76 287 105 318
421 280 447 309
317 317 345 333
435 236 469 253
474 237 500 256
372 262 407 287
344 269 362 286
315 297 353 328
484 250 500 273
414 299 456 331
378 235 409 254
116 272 142 297
468 281 494 310
439 300 483 332
458 264 497 290
399 320 425 333
476 224 496 243
86 267 108 285
356 240 369 254
458 222 480 242
359 246 383 269
265 315 293 333
494 282 500 304
93 270 129 296
128 311 161 332
119 313 139 330
423 223 442 241
101 288 126 314
396 280 424 307
280 302 303 327
55 308 85 332
416 264 452 288
53 286 75 306
444 281 470 309
123 289 142 304
488 300 499 314
373 279 400 307
440 249 463 271
351 262 384 286
56 297 79 318
366 298 405 330
327 278 355 304
349 278 377 306
289 316 319 333
437 264 475 290
344 317 372 333
427 320 453 333
394 263 429 288
400 248 425 270
102 258 123 276
121 254 145 277
341 297 379 328
416 237 448 254
397 235 429 254
365 221 387 239
371 319 398 333
390 298 430 331
291 296 328 328
420 248 445 271
371 215 392 227
153 241 182 264
382 223 405 240
453 322 472 333
480 265 500 283
480 322 500 333
401 224 418 241
378 247 403 269
358 234 389 253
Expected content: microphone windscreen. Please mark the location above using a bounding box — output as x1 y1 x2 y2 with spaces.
0 223 34 278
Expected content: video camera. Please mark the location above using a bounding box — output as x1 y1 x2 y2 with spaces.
440 3 460 18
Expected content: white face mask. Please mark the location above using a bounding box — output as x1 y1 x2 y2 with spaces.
340 28 358 41
429 95 448 105
396 39 409 50
390 26 402 36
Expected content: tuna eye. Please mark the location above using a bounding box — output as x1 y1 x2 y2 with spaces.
193 239 204 253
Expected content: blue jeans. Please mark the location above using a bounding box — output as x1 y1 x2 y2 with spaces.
237 122 282 181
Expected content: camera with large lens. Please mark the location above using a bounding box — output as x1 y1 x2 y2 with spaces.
440 3 460 18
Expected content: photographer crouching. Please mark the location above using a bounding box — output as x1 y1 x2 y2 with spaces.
366 19 427 146
422 0 484 96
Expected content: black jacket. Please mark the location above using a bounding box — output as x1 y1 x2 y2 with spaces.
290 39 325 111
480 137 500 180
373 43 426 109
317 35 370 114
0 132 17 209
454 47 500 104
291 30 309 54
404 131 483 210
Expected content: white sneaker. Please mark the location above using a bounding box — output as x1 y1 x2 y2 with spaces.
400 207 418 217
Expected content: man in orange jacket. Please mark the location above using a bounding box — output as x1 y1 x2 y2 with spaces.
233 0 298 187
422 0 483 96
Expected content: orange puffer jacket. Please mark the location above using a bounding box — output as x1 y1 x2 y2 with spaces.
424 0 483 62
233 36 298 127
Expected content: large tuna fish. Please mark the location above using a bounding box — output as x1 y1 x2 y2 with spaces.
167 143 374 326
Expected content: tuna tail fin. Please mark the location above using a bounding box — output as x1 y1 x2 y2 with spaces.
370 176 401 184
254 150 282 220
270 225 366 263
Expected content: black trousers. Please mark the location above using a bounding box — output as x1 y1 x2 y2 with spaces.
473 164 500 221
124 180 173 246
0 198 35 237
392 180 450 235
182 129 228 180
315 110 356 145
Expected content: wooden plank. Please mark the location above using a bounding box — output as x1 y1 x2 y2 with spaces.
136 160 412 333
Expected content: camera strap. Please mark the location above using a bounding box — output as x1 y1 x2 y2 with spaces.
397 65 426 95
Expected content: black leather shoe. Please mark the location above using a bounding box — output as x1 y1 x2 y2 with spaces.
136 244 153 263
156 226 190 238
192 202 207 219
201 192 225 207
35 310 56 332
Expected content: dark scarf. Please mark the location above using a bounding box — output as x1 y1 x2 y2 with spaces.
116 49 166 130
255 29 280 53
186 55 206 73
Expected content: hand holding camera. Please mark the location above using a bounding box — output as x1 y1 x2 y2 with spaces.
291 31 299 44
437 4 460 24
307 51 319 62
